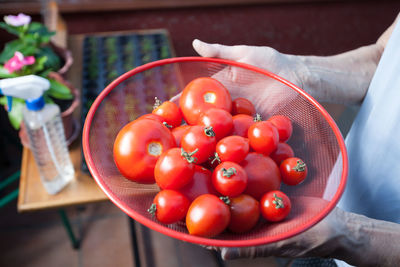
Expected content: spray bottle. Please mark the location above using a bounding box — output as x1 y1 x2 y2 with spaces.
0 75 75 194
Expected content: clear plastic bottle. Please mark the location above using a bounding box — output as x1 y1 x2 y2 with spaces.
23 100 75 194
0 75 74 194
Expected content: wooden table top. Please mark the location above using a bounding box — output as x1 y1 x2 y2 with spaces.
17 34 109 212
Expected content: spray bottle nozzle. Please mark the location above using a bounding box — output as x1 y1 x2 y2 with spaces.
0 75 50 111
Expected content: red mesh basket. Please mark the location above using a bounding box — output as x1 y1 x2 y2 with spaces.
82 57 348 247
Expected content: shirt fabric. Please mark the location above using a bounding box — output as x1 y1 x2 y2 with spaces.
334 19 400 267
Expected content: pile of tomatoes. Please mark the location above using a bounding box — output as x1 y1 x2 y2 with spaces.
113 77 308 238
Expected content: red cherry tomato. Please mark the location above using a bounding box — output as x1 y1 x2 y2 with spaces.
280 157 308 186
216 135 249 163
171 125 190 147
268 115 293 142
198 108 233 140
260 190 291 222
270 142 295 165
231 114 254 137
180 125 217 164
179 165 219 202
113 119 176 184
137 113 166 124
231 97 256 116
228 194 260 233
212 161 247 197
179 77 232 125
152 99 183 128
148 190 190 224
241 152 281 200
186 194 230 237
154 147 196 189
248 120 279 156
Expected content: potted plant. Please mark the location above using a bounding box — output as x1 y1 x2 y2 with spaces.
0 13 79 146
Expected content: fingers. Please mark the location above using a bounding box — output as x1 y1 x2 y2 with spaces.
192 39 242 61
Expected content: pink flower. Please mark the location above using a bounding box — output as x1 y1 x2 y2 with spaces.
4 13 31 27
4 52 35 73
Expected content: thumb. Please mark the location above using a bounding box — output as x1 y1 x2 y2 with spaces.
192 39 242 61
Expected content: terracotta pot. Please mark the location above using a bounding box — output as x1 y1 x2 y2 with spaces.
50 42 74 77
19 73 80 148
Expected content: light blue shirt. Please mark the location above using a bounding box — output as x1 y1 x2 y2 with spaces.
337 19 400 223
335 18 400 267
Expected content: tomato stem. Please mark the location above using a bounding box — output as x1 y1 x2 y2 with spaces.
211 152 221 165
272 193 285 209
147 203 157 216
292 160 306 172
163 121 173 129
181 148 198 163
220 196 231 205
153 97 162 110
221 167 237 178
254 113 262 122
204 126 216 137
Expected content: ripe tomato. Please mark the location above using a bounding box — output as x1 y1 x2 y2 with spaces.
152 98 183 128
231 97 256 116
268 115 293 142
179 165 219 202
280 157 308 186
179 77 232 125
212 161 247 197
137 113 166 124
148 190 190 224
186 194 230 237
228 194 260 233
241 153 281 200
180 125 217 164
154 147 196 189
231 114 254 137
198 108 233 140
270 142 295 165
216 135 249 163
113 119 176 184
260 190 291 222
248 120 279 156
171 125 190 147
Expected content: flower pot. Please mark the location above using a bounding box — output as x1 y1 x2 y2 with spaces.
18 73 80 148
51 42 73 77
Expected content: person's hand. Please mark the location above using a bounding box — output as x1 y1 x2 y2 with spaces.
215 205 349 261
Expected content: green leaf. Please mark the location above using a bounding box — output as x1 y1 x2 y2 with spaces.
48 79 73 100
28 22 54 45
7 97 25 130
0 22 21 36
0 66 18 78
37 46 61 71
0 39 37 63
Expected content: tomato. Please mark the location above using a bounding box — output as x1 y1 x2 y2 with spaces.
152 98 183 128
231 114 254 137
179 165 219 202
198 108 233 140
216 135 249 163
248 120 279 156
137 113 166 124
241 153 281 200
260 190 291 222
186 194 230 237
179 77 232 125
171 125 190 147
270 142 295 165
113 119 176 184
154 147 196 189
280 157 308 186
228 194 260 233
231 97 256 116
148 190 190 224
212 161 247 197
180 125 217 164
268 115 293 142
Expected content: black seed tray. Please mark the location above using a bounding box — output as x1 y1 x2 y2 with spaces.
81 30 180 173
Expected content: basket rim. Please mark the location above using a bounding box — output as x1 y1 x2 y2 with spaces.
82 56 348 247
